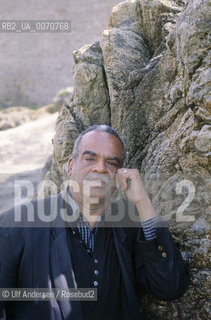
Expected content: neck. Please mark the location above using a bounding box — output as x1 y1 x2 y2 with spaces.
69 189 108 229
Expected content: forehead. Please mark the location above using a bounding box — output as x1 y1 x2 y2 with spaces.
79 131 123 157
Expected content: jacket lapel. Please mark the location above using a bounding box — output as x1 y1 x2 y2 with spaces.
50 193 85 320
112 227 135 286
112 227 141 319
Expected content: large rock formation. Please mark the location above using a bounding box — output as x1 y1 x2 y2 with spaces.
43 0 210 319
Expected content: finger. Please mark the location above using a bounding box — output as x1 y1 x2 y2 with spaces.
115 172 120 189
116 170 123 190
118 170 128 191
118 168 132 180
121 175 128 191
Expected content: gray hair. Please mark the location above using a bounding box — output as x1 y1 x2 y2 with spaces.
72 125 125 167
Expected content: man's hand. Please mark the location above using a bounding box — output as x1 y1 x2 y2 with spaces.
116 168 157 221
116 168 146 204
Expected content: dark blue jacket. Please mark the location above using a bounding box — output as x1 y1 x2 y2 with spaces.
0 191 189 320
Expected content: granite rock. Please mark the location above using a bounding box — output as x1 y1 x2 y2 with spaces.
43 1 210 318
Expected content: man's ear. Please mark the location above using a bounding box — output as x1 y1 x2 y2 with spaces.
68 157 73 177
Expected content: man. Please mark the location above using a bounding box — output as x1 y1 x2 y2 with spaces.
0 125 189 320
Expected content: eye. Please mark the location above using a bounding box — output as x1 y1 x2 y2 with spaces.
85 158 95 161
107 161 118 167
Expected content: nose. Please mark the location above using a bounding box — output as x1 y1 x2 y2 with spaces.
93 159 108 173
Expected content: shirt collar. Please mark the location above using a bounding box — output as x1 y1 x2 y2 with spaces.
64 187 110 230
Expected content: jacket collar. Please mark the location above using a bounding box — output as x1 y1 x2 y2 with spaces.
50 192 85 320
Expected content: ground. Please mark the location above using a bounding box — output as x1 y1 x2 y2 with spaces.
0 112 57 214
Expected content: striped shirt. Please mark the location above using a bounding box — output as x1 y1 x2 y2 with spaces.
66 190 158 251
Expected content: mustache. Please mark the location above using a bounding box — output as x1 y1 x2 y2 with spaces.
84 172 111 185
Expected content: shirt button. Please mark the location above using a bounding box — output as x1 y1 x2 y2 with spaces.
162 252 167 258
158 245 163 251
87 249 91 253
94 259 98 264
72 230 76 235
94 270 99 275
93 281 98 287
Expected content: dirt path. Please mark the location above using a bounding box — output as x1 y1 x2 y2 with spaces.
0 113 57 214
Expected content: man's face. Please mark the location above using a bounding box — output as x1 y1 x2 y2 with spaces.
68 131 123 203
